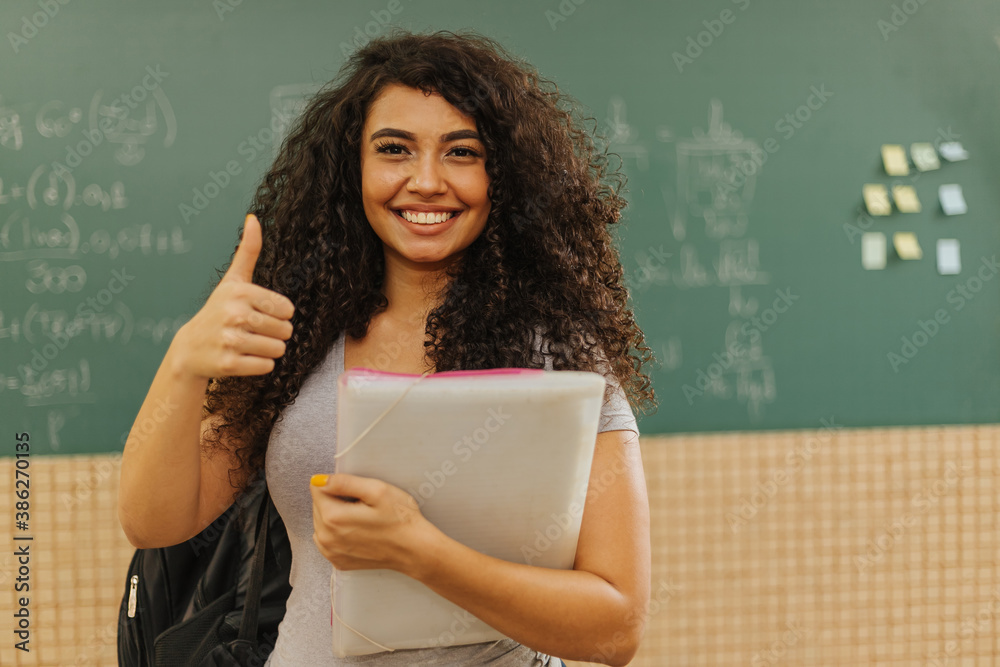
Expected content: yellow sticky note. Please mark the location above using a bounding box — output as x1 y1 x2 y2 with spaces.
863 184 892 216
893 232 922 260
881 144 910 176
892 185 921 213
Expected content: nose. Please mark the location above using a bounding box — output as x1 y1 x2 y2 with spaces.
406 154 448 198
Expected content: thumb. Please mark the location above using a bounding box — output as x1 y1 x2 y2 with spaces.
311 473 365 503
222 214 262 283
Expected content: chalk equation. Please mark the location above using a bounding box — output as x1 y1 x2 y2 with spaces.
0 211 192 262
671 100 778 418
0 358 95 408
0 306 188 346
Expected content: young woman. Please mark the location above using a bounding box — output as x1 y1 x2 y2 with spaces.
119 30 657 666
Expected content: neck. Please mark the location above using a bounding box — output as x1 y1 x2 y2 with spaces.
379 251 456 329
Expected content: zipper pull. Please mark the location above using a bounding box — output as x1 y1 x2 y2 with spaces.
127 575 138 618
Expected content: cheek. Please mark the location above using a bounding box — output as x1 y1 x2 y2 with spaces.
454 170 491 207
362 170 396 204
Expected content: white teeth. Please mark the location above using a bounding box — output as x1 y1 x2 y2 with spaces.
400 210 457 224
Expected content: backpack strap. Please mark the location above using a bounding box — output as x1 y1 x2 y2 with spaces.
238 487 271 643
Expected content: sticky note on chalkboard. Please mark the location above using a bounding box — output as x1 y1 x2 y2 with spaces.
881 144 909 176
862 232 887 270
939 184 967 216
937 239 961 275
910 142 940 171
863 184 892 216
893 232 922 260
938 142 969 162
892 185 921 213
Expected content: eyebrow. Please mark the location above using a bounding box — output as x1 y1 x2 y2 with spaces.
369 128 482 143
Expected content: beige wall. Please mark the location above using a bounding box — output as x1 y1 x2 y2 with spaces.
2 424 998 665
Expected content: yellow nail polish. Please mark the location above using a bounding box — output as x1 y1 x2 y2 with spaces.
311 474 329 487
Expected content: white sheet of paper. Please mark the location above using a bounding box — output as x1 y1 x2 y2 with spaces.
332 368 606 656
939 184 967 215
862 232 887 270
937 239 961 275
938 142 970 162
910 142 941 171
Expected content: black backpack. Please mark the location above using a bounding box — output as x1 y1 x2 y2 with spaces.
117 480 292 666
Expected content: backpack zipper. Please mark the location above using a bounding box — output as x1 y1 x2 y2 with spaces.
127 574 138 618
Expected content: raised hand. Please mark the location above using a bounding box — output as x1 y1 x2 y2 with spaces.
173 214 295 378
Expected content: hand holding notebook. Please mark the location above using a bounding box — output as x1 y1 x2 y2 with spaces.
326 366 607 657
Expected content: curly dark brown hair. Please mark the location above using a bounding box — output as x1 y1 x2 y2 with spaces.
202 29 658 491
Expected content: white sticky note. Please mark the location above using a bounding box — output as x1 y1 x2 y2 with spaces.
881 144 910 176
863 184 892 216
939 184 967 215
892 185 921 213
937 239 961 275
862 232 887 270
893 232 922 260
910 142 940 171
938 142 969 162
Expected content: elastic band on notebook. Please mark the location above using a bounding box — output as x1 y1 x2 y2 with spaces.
330 371 433 652
334 369 434 460
330 593 397 652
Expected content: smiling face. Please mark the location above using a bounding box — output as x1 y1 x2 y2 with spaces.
360 83 491 272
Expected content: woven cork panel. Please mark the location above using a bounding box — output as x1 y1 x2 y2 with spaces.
3 424 1000 666
0 453 130 666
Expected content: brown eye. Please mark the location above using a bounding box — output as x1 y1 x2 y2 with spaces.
374 141 407 155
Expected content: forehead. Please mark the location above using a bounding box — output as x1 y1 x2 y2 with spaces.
363 83 477 134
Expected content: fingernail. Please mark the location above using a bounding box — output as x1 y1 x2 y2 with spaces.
311 474 329 487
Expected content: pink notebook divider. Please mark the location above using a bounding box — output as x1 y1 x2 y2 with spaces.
341 367 545 381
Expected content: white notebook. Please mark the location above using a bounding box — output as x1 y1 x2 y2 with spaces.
331 367 606 657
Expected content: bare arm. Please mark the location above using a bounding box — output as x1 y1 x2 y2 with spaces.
117 341 242 548
117 214 294 548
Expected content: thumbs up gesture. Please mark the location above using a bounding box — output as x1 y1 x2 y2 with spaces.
172 214 296 379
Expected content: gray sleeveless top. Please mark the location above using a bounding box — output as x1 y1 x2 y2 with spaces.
264 331 639 666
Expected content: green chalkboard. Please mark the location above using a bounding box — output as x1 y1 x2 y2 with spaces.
2 0 999 455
